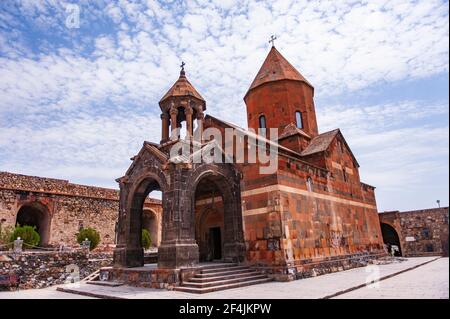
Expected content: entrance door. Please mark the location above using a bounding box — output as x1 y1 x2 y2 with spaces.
209 227 222 260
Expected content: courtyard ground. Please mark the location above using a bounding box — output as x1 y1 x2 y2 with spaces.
0 257 447 299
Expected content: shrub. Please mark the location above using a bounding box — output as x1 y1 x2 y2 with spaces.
10 225 40 248
76 227 100 250
141 229 152 250
0 225 14 246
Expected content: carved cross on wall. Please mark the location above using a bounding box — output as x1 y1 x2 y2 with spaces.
269 35 277 47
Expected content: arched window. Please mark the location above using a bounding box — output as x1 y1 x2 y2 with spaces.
295 111 303 129
306 177 313 192
259 115 266 129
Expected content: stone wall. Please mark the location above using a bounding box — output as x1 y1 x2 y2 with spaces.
0 171 162 248
0 250 111 290
379 207 449 257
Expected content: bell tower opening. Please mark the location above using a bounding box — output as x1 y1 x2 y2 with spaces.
158 62 206 143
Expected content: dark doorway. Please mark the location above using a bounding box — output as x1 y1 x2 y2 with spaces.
380 223 402 256
209 227 222 260
16 203 51 246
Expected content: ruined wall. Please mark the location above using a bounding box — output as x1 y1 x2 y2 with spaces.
379 207 449 257
0 172 162 248
0 250 111 290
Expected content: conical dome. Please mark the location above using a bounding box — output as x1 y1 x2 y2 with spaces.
245 46 313 98
159 68 205 104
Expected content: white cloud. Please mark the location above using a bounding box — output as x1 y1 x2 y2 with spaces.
318 100 449 211
0 0 448 211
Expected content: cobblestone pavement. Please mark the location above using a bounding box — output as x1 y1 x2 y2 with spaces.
0 257 446 299
334 257 448 299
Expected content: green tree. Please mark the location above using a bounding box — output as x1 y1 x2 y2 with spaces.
10 225 40 248
76 227 100 250
141 229 152 250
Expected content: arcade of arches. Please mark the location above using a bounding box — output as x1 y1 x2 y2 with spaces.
113 140 246 269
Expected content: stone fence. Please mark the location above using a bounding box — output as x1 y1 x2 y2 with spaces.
0 250 112 290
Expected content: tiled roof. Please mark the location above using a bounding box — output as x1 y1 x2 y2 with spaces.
245 46 313 97
159 69 205 103
300 129 339 156
278 123 311 140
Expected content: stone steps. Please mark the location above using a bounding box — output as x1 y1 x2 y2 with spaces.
175 263 272 294
175 277 272 294
86 280 124 287
189 270 259 282
198 266 250 278
182 274 268 288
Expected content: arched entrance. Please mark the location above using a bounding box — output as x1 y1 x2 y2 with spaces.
192 169 245 263
15 202 51 246
114 171 166 268
128 178 161 261
142 209 159 248
380 223 402 256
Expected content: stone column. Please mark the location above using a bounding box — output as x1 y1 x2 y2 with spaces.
196 111 205 143
157 166 199 269
113 178 144 268
160 112 169 143
185 106 193 138
170 107 179 140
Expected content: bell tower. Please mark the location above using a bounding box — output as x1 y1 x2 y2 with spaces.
244 42 319 138
159 62 206 144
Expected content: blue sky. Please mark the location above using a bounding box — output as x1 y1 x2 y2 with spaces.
0 0 448 211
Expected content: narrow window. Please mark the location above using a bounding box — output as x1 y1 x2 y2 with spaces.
343 169 347 182
259 115 266 129
295 111 303 129
259 115 267 136
306 177 313 192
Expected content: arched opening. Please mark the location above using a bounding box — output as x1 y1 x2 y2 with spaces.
128 177 162 265
15 203 51 246
142 209 159 248
306 176 313 192
194 175 225 262
380 223 402 256
258 115 266 129
193 171 244 263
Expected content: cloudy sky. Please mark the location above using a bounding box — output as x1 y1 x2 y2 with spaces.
0 0 448 211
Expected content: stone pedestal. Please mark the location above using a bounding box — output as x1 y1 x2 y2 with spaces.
113 246 144 268
223 241 246 263
157 241 199 269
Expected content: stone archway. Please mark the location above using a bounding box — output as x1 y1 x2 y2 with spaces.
114 172 167 268
16 202 51 246
380 222 402 256
190 165 246 264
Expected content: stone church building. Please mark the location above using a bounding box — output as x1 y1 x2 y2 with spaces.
112 45 385 285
